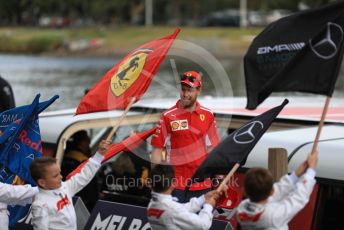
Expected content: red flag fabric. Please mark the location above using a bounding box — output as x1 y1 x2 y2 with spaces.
66 160 88 180
216 187 240 209
66 128 156 180
76 28 181 115
102 127 156 162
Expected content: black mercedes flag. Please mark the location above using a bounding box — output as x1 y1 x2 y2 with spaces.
245 1 344 110
187 99 288 186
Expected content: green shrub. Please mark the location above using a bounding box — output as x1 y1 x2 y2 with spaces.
0 35 63 53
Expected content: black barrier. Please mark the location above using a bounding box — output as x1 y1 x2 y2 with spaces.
85 200 230 230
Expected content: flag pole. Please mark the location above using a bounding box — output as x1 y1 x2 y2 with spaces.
106 97 136 141
311 96 331 154
216 163 240 192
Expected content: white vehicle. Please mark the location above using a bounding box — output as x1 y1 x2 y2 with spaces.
39 96 344 229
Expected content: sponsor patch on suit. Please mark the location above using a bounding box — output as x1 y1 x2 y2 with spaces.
171 120 188 131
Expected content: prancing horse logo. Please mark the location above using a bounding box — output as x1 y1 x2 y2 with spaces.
233 121 264 144
110 49 151 96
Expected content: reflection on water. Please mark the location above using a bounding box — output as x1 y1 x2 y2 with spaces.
0 54 114 110
0 54 343 111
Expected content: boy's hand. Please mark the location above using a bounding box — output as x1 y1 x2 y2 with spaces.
295 151 318 176
307 151 318 169
98 140 111 155
205 190 220 207
130 130 137 136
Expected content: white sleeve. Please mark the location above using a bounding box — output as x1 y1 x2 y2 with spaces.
182 195 204 213
270 172 316 227
31 204 49 230
65 152 103 196
269 174 295 202
7 197 33 206
0 183 38 203
174 203 213 230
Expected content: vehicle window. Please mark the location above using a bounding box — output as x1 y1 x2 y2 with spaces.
58 123 156 209
317 183 344 229
96 123 155 206
217 126 229 139
42 142 56 157
112 123 155 146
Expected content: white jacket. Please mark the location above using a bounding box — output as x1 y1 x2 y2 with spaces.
0 183 38 204
31 153 103 230
0 183 38 230
237 169 316 230
147 192 213 230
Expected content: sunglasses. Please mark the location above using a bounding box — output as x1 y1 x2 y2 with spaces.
181 75 198 83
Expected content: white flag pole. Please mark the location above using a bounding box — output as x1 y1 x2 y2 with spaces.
106 97 136 141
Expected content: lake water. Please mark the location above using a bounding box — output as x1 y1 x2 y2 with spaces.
0 54 343 111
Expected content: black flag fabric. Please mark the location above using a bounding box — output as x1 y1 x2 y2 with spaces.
188 99 288 186
245 1 344 110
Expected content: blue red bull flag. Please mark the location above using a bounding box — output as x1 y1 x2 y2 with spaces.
244 1 344 109
0 94 59 184
0 94 58 227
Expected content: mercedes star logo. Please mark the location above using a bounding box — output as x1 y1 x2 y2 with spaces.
233 121 264 144
309 22 344 60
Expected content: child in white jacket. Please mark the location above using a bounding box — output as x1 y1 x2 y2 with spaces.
147 164 223 230
236 151 318 230
30 139 110 230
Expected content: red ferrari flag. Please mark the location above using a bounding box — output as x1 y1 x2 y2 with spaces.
76 28 180 115
66 128 156 180
102 127 156 162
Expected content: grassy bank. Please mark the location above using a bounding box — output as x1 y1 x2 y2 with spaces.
0 26 262 56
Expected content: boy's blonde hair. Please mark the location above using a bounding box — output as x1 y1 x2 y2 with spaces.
30 157 57 182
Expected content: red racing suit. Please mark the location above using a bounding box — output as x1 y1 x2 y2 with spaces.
151 100 220 190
